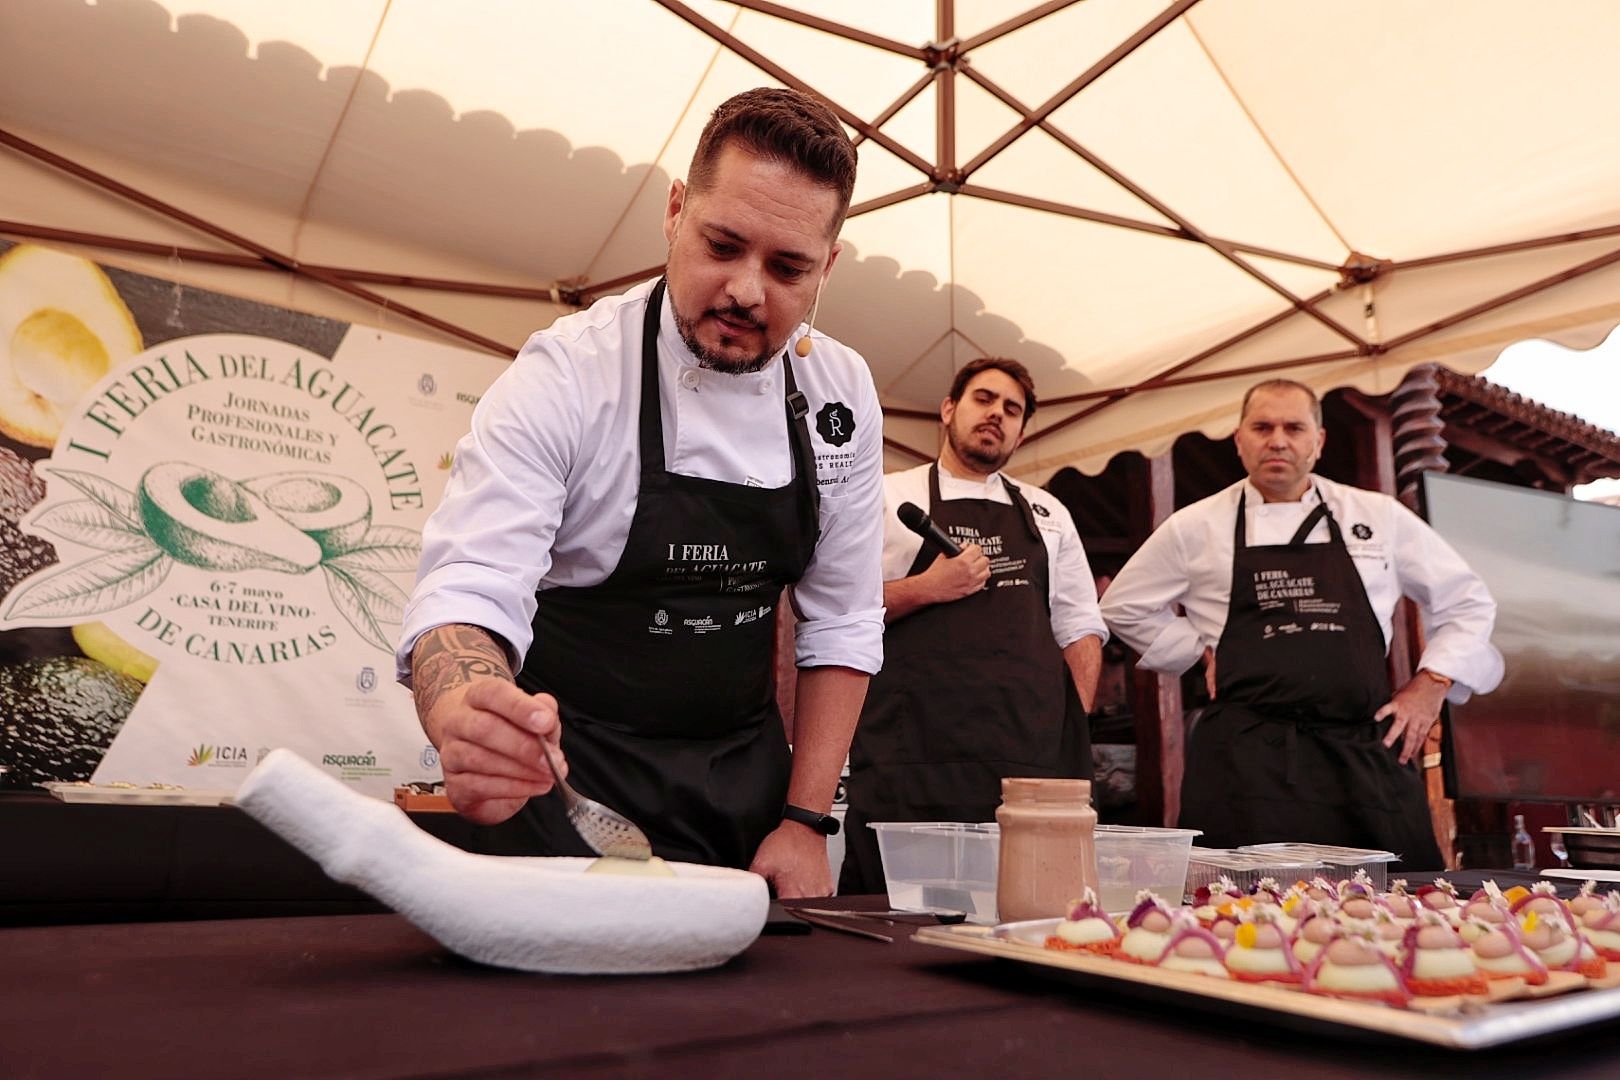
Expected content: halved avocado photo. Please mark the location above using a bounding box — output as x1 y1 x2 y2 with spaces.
0 656 141 788
0 245 141 448
72 621 158 684
137 461 323 574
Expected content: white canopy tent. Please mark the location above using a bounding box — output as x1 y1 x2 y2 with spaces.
4 0 1619 480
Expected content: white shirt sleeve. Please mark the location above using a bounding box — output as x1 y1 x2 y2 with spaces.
1098 510 1207 674
791 361 886 673
395 334 584 681
1389 499 1504 701
1040 497 1108 648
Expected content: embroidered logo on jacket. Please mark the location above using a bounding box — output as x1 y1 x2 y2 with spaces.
815 401 856 446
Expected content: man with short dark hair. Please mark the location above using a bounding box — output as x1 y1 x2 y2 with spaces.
397 88 883 897
1101 379 1502 867
839 357 1106 894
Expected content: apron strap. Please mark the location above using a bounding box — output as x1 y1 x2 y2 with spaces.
1234 488 1334 549
999 476 1043 544
782 353 820 523
638 279 670 477
640 276 820 526
1288 501 1330 545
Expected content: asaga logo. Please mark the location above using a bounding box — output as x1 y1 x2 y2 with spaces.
1351 522 1374 541
355 666 377 693
1031 502 1051 518
187 744 249 768
418 373 437 396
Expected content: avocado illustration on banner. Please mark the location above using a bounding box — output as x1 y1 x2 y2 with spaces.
0 333 425 661
4 460 416 652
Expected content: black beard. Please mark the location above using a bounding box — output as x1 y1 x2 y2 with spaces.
947 423 1012 472
671 300 780 374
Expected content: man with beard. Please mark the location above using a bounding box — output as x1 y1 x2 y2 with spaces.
1100 379 1501 868
397 88 884 897
838 358 1106 894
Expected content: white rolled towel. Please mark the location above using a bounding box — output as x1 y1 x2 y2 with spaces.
234 749 769 974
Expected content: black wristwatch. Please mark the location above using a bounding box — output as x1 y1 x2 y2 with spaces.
782 804 840 836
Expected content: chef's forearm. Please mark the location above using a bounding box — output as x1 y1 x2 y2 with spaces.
881 575 934 622
410 623 515 739
786 665 870 811
1062 634 1103 713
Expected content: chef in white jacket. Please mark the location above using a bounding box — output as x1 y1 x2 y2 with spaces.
1100 379 1502 867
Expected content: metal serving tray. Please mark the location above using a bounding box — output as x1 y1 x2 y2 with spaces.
913 918 1620 1049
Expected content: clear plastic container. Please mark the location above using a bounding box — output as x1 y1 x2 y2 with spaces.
1183 848 1324 900
868 822 999 922
1236 842 1400 890
868 821 1200 920
1091 825 1201 912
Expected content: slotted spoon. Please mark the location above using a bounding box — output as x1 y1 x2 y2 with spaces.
537 737 653 860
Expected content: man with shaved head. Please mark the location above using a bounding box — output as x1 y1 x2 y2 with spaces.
1102 379 1502 868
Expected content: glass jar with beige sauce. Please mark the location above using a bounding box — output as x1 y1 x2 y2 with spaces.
995 777 1098 923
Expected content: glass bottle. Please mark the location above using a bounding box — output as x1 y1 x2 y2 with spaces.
1511 813 1535 871
995 777 1097 923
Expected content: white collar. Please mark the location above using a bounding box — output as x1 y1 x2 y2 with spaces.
1241 477 1323 508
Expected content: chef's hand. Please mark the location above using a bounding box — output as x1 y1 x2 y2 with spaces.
1375 676 1447 767
1202 646 1218 700
921 543 990 603
425 679 567 825
749 820 833 898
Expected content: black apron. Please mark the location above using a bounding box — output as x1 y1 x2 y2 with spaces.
1179 489 1443 870
477 279 821 869
840 463 1089 893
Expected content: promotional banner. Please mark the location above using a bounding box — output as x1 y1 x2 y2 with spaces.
0 241 509 796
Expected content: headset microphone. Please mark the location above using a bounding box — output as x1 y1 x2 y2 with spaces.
795 276 824 358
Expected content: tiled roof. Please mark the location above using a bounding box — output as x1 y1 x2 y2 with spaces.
1436 369 1620 483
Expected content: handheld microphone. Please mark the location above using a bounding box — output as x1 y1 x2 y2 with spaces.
897 501 963 557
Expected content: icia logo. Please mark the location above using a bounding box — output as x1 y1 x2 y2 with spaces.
187 744 249 767
418 373 437 396
355 666 377 693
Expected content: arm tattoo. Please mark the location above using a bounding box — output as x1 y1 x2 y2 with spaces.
412 623 515 720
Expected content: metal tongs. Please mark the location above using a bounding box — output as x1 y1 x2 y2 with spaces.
537 738 653 860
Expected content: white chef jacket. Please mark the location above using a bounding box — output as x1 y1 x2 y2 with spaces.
882 462 1108 649
1099 476 1503 702
395 278 886 682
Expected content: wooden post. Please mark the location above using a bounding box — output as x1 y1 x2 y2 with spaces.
1128 451 1184 826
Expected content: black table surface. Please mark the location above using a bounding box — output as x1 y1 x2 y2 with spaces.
4 877 1620 1079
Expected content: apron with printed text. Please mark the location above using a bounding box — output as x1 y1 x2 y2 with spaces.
477 279 820 869
1179 491 1443 869
840 463 1088 893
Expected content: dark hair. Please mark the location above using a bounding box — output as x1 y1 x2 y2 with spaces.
688 87 857 232
949 357 1037 423
1240 378 1322 426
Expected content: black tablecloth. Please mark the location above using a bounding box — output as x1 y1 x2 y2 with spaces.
4 883 1620 1079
